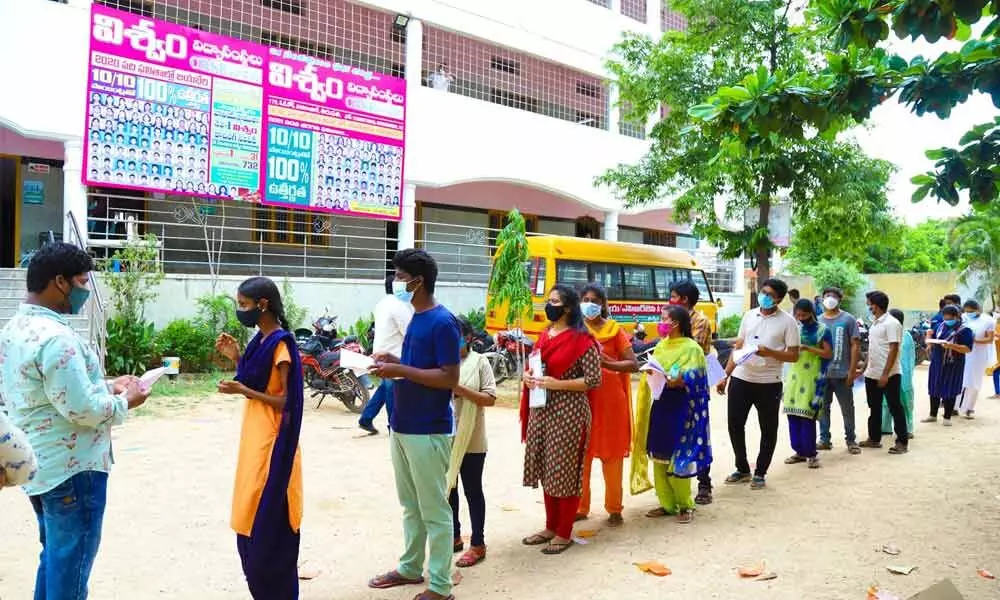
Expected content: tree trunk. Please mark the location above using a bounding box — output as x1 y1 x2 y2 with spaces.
754 195 772 289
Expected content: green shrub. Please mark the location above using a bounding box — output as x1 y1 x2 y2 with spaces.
460 307 487 331
718 314 742 339
281 278 308 330
195 293 248 346
805 258 868 304
347 314 375 353
155 319 215 373
105 316 157 375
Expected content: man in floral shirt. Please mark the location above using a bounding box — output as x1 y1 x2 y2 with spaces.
0 243 149 599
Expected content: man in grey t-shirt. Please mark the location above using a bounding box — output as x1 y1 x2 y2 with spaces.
818 287 861 453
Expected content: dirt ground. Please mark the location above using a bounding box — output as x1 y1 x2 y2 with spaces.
2 367 999 600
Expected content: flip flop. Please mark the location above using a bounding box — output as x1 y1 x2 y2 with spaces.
368 570 424 589
522 533 554 546
541 540 573 555
456 546 486 568
412 594 455 600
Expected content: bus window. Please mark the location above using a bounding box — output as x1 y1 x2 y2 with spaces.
654 268 714 302
556 260 591 290
529 257 547 296
589 263 625 298
622 265 656 300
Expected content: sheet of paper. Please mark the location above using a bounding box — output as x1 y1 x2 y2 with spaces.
645 370 667 400
641 355 666 375
340 349 374 372
732 344 759 365
528 351 546 408
139 367 167 390
925 338 947 345
707 354 726 387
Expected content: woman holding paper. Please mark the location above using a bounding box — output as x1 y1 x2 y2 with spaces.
576 284 637 527
521 285 602 555
448 317 497 568
923 304 974 425
631 305 712 524
215 277 305 599
782 299 833 469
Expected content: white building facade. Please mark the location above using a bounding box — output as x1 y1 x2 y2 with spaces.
0 0 743 324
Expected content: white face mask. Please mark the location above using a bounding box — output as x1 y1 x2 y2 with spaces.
822 296 839 311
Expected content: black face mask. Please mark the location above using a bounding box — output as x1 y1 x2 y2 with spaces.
236 307 262 329
544 303 564 323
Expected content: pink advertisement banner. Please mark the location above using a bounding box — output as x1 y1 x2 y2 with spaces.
82 3 405 221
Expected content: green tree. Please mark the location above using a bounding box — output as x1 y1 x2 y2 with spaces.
487 209 532 331
600 0 893 286
950 204 1000 309
804 257 868 301
681 0 1000 209
862 219 957 272
101 234 164 322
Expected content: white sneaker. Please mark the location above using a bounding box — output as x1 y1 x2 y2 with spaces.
943 420 953 427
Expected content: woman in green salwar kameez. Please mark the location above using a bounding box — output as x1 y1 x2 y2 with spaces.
882 309 915 437
783 299 833 469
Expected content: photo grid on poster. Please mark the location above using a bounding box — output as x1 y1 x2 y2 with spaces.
86 91 243 199
312 134 403 213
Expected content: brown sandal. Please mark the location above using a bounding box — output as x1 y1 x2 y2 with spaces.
456 546 486 568
676 509 694 524
368 570 424 589
541 540 573 555
646 507 671 518
522 533 554 546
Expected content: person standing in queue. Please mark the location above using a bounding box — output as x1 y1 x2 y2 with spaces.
577 283 637 527
668 279 715 504
215 276 305 600
0 242 150 600
367 249 461 600
717 278 800 490
358 274 414 435
521 285 602 555
861 291 908 454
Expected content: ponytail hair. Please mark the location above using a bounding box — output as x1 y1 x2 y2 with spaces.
238 276 290 331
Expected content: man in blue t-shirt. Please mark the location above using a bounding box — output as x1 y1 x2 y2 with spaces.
367 248 460 600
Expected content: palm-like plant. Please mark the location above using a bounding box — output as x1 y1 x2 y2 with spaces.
487 209 533 372
949 206 1000 311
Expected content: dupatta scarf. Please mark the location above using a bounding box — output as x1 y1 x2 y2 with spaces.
519 327 597 442
629 336 711 495
447 350 488 490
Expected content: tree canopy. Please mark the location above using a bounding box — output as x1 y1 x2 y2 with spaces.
600 0 896 284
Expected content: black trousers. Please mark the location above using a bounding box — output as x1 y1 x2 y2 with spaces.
865 375 908 446
727 377 782 478
930 396 957 420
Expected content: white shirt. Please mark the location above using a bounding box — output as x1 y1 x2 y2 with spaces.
864 312 903 379
733 308 800 384
373 295 413 357
429 71 451 91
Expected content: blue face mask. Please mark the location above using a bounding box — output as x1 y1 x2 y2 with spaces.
392 279 414 303
967 312 979 320
758 292 776 310
65 284 91 315
580 301 602 321
943 318 958 327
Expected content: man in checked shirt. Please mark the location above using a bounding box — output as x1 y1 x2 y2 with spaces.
668 280 715 505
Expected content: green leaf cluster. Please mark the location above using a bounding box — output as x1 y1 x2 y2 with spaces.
487 209 532 328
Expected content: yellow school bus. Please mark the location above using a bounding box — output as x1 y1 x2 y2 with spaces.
486 235 718 340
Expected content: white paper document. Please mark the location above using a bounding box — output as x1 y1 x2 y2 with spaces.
139 367 167 390
528 351 547 408
641 356 668 400
707 354 726 387
732 344 759 365
925 338 947 345
339 349 375 373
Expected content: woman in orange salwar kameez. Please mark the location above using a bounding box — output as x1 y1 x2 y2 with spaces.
577 284 638 526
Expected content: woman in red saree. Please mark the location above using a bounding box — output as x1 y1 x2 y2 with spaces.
521 285 602 555
577 284 637 526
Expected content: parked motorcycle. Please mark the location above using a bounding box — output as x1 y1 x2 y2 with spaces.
484 329 534 385
910 324 929 366
298 310 371 413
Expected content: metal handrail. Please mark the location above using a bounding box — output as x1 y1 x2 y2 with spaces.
66 210 107 364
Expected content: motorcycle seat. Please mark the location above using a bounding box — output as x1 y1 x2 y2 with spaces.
319 350 340 370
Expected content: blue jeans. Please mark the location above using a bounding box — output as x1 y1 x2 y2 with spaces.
28 471 109 600
993 369 999 395
359 378 395 428
819 377 857 445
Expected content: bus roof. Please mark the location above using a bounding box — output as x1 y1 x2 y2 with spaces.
525 235 702 269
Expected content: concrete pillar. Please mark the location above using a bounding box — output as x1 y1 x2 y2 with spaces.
63 138 87 246
404 18 423 93
609 0 622 16
399 183 417 249
603 210 620 242
646 0 660 32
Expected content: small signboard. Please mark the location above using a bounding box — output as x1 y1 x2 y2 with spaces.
27 163 50 174
23 180 45 205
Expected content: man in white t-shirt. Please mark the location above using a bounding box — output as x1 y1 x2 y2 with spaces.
358 274 414 435
862 290 908 454
428 63 454 92
717 278 800 490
